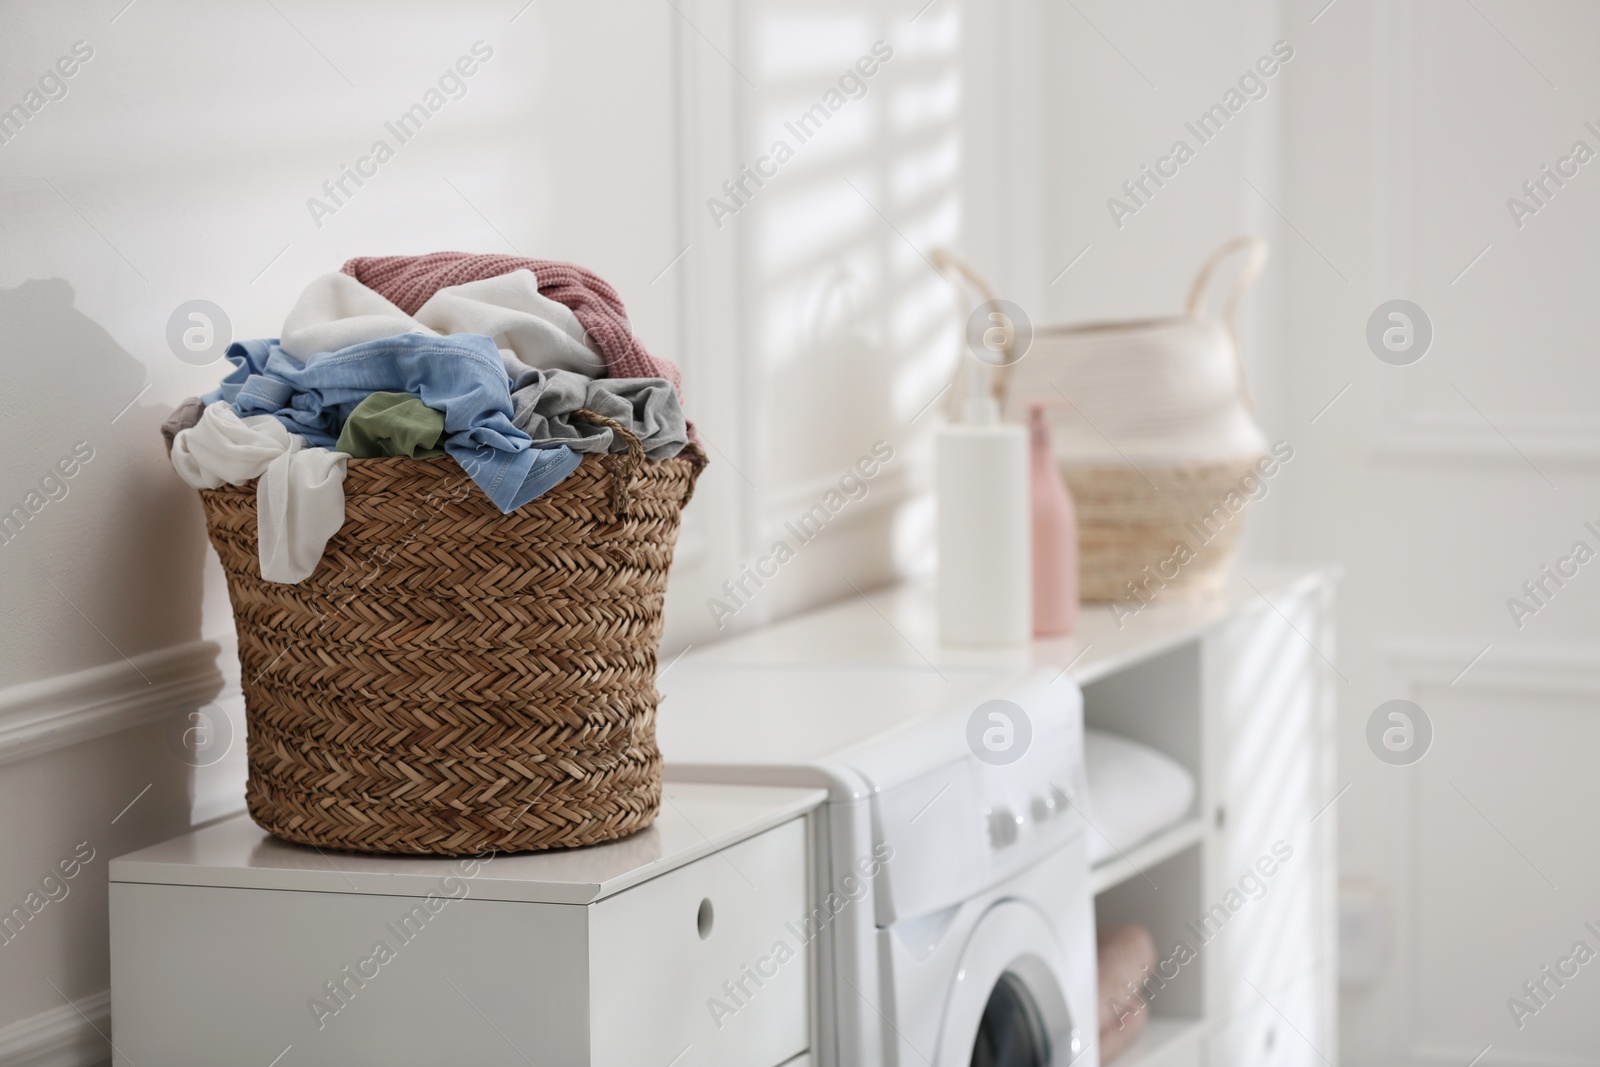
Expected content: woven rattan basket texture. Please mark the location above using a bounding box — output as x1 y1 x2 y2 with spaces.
199 415 705 855
1064 458 1253 603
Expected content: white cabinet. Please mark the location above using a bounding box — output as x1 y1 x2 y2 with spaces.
1087 569 1338 1067
1203 579 1338 1067
109 783 824 1067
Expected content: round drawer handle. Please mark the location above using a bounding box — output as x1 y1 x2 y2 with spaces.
697 897 714 940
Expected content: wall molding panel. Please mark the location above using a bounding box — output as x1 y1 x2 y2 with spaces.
1382 636 1600 1067
0 640 224 769
1382 637 1600 700
1376 408 1600 467
756 463 920 541
0 989 110 1067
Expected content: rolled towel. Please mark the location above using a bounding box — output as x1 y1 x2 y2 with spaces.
1084 729 1197 866
1098 923 1158 1063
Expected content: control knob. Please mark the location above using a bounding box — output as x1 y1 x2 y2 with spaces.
987 806 1021 848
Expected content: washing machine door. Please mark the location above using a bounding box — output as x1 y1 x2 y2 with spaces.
935 900 1087 1067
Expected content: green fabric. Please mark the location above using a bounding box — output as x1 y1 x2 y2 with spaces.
335 391 448 459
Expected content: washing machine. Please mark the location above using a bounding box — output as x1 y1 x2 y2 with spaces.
659 660 1097 1067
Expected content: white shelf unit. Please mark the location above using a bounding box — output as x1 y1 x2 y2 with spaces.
1084 571 1338 1067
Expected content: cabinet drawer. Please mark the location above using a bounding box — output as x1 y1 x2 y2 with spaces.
590 816 812 1067
111 816 815 1066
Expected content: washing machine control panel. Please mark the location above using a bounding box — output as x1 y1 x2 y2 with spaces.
989 780 1078 846
874 729 1087 923
982 769 1084 851
862 670 1087 924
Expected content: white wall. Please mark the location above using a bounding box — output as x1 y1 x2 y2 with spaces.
1276 1 1600 1064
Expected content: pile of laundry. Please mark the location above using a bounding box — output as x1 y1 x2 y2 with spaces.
165 252 692 584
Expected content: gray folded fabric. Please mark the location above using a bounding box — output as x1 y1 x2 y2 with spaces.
505 358 687 461
160 397 206 456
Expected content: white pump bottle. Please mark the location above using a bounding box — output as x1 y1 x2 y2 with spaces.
935 363 1031 646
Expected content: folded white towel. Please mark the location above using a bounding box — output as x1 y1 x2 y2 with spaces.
170 402 347 584
277 271 602 376
1083 729 1196 866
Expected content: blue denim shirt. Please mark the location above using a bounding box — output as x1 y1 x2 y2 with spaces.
204 334 581 512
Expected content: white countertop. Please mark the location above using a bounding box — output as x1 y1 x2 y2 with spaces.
661 663 1009 770
658 564 1332 799
680 563 1333 685
109 782 826 905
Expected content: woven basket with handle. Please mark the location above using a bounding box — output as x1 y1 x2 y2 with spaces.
198 410 706 855
1017 238 1269 601
943 237 1272 603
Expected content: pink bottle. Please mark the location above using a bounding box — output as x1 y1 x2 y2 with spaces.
1026 401 1078 636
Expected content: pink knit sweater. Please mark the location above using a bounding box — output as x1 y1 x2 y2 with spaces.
341 252 685 399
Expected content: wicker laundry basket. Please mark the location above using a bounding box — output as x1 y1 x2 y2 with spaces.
199 411 706 855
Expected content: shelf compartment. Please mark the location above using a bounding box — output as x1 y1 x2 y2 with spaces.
1106 1016 1205 1067
1090 815 1205 896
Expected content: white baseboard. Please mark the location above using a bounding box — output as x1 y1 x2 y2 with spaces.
0 639 225 769
0 989 110 1067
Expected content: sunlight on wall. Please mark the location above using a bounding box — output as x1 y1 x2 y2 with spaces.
741 0 961 600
